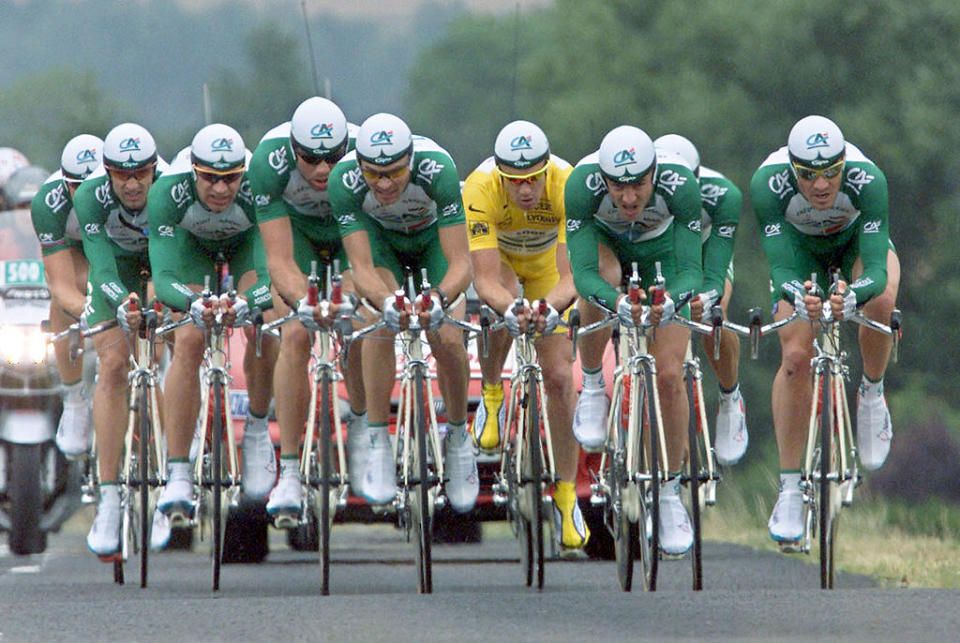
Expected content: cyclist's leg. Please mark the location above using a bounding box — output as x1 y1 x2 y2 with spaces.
573 239 621 449
850 246 900 470
702 276 740 390
473 260 516 448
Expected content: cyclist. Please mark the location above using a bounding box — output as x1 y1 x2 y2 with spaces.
565 125 703 556
653 134 748 465
73 122 167 558
462 120 588 548
0 147 29 211
326 112 478 513
247 97 370 516
751 115 898 545
149 124 277 526
30 134 103 458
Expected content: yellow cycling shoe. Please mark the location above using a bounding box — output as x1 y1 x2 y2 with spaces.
552 480 590 549
472 382 505 451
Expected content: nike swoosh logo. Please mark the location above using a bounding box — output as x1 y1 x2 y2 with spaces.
468 204 485 213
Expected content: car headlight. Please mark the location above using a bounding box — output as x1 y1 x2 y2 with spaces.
0 325 51 365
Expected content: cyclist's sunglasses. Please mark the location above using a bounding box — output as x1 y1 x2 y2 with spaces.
792 158 845 182
496 164 548 186
293 141 346 166
193 165 245 186
106 163 156 182
360 164 409 182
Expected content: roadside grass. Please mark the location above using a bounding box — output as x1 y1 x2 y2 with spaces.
703 467 960 588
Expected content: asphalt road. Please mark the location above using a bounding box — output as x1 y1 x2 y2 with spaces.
1 511 958 642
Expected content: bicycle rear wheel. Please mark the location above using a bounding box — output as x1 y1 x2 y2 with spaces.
138 381 151 588
212 378 225 591
520 371 544 590
411 369 433 593
686 373 702 591
639 363 660 592
317 375 332 595
819 368 838 589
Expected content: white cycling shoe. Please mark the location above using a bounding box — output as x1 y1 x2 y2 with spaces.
444 428 479 514
86 487 120 557
857 388 893 471
659 478 693 556
714 387 749 465
768 488 805 544
573 387 608 451
362 427 396 506
347 414 370 497
241 423 276 501
55 397 92 459
150 509 171 552
157 478 194 516
266 474 303 516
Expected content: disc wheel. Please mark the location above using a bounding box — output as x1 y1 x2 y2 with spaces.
639 364 660 592
519 371 544 590
686 374 703 591
411 369 433 593
819 368 838 589
317 374 333 595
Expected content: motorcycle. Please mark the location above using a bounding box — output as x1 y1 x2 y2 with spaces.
0 259 81 555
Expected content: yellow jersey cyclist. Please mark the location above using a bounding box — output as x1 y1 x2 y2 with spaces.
751 115 899 544
73 123 166 558
653 134 748 465
30 135 103 458
328 113 478 513
247 97 372 516
149 124 278 528
463 120 588 548
565 126 703 556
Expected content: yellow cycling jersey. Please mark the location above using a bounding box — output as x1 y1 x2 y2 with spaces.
463 155 572 257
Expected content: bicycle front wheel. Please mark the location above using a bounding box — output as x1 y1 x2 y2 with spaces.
685 373 702 591
317 374 333 595
612 374 635 592
819 368 838 589
520 371 545 590
137 380 152 588
211 378 225 591
639 363 660 592
411 369 433 594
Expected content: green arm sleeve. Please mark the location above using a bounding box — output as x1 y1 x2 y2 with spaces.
848 166 889 305
147 179 196 311
73 180 129 307
330 162 369 237
750 168 805 303
565 166 621 310
665 171 704 297
242 227 274 311
248 141 292 224
425 152 466 228
700 180 741 296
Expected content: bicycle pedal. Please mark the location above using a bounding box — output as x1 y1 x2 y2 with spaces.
97 551 123 563
777 540 804 554
271 513 299 530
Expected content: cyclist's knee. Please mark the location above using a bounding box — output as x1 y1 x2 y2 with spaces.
780 345 812 378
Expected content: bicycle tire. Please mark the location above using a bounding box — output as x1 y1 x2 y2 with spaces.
686 374 703 591
509 386 533 586
411 369 433 594
318 374 332 595
212 378 224 591
819 367 837 589
138 380 151 588
522 370 545 590
612 376 635 591
639 362 660 592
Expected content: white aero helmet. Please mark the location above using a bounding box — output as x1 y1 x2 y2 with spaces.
0 147 29 186
598 125 657 183
191 123 246 171
494 120 550 170
290 96 349 158
2 165 49 208
61 134 104 181
654 134 700 176
356 113 413 166
103 122 157 170
788 115 845 168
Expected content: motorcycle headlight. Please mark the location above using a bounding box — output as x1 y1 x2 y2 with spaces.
0 325 51 365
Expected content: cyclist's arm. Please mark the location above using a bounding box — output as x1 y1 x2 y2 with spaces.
547 242 577 312
701 181 741 297
470 247 514 316
259 216 306 307
74 183 129 307
849 166 890 305
667 169 704 297
565 167 619 310
341 228 394 305
42 250 86 317
241 226 274 310
436 222 473 301
147 184 195 311
750 168 804 303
